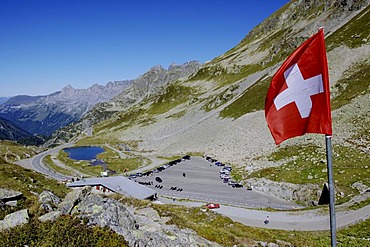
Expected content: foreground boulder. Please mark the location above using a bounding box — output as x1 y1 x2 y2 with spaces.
57 186 91 214
0 188 23 203
71 193 136 231
0 209 29 231
38 211 63 222
38 190 61 212
57 187 219 246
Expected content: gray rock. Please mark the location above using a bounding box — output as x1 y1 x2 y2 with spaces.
57 186 91 215
39 190 61 212
73 194 135 231
0 209 29 231
38 211 62 222
0 188 23 202
247 178 321 205
5 201 17 207
127 207 219 247
352 181 369 193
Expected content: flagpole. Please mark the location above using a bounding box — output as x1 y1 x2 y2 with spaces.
325 134 337 247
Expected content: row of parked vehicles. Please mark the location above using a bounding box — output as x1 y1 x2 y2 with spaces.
205 156 244 188
219 166 243 188
128 155 191 179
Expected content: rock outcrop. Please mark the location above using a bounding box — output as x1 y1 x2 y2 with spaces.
38 190 61 212
247 178 322 205
0 188 23 205
0 209 29 231
66 188 218 247
57 186 91 215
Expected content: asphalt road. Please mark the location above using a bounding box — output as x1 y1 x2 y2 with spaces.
157 196 370 231
15 142 75 181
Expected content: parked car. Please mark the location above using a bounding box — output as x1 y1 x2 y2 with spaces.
159 166 167 171
205 203 220 209
220 174 230 179
182 155 191 160
228 180 237 186
232 183 243 188
224 166 232 171
220 169 230 175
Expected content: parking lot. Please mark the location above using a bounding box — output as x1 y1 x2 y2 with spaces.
134 156 299 209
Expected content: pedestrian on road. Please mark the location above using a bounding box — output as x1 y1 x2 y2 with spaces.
264 216 270 224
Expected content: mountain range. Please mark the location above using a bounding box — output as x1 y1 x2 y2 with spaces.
0 81 132 136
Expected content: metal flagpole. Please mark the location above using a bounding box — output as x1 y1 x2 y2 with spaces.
325 134 337 247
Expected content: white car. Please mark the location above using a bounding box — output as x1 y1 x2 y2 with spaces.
220 169 230 175
228 180 237 186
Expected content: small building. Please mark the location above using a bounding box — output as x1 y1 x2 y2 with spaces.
66 176 157 200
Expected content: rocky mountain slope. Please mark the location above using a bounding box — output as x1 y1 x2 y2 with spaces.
0 81 132 136
0 116 31 142
72 0 370 203
82 61 201 124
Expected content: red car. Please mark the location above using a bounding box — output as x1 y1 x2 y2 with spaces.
205 203 220 209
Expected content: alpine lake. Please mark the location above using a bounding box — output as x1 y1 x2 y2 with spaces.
63 146 105 161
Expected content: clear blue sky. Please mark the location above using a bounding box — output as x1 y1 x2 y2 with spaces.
0 0 289 97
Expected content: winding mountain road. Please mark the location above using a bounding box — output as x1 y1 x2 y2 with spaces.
15 142 76 181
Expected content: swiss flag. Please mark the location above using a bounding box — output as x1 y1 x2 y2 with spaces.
265 28 332 145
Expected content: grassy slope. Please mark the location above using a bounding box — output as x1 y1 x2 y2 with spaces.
326 5 370 51
219 75 272 118
0 141 36 162
0 161 70 220
0 216 127 247
331 60 370 110
249 144 370 204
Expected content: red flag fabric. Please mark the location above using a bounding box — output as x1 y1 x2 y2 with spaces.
265 28 332 145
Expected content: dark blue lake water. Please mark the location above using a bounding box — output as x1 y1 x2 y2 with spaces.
63 146 105 161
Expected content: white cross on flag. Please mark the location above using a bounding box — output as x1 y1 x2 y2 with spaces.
265 28 332 145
